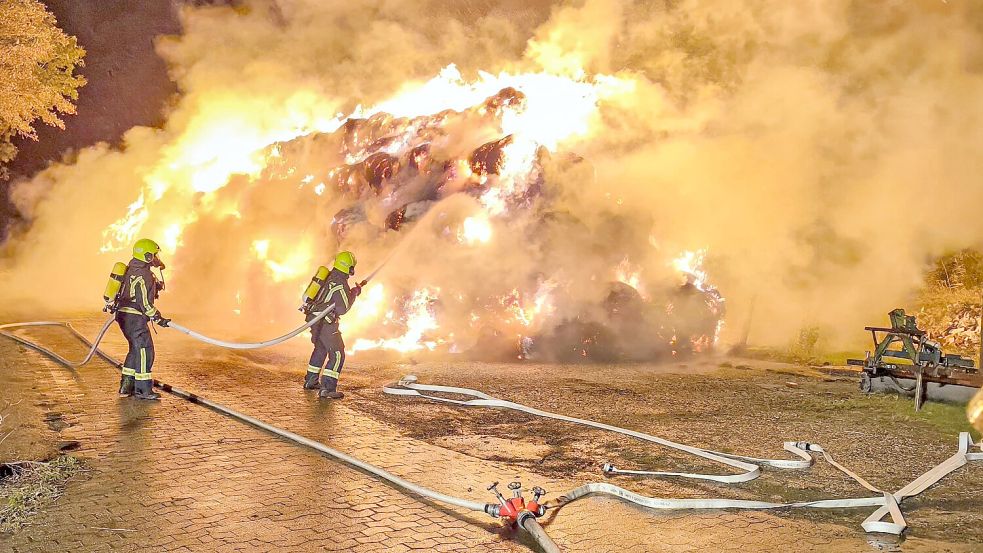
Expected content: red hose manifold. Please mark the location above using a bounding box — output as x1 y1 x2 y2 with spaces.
484 481 548 522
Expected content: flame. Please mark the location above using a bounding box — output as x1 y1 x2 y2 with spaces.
615 257 645 297
670 248 726 349
99 62 625 255
160 222 184 254
344 283 386 333
355 63 625 214
251 239 312 282
251 239 270 258
99 91 348 253
101 192 149 253
351 287 441 353
671 249 711 291
360 64 620 143
500 280 556 328
94 56 639 355
458 216 492 245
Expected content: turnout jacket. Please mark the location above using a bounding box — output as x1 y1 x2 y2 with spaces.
117 258 162 319
309 268 356 333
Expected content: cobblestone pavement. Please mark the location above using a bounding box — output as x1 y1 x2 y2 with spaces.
1 316 981 552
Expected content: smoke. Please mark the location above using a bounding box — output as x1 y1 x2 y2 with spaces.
3 0 983 353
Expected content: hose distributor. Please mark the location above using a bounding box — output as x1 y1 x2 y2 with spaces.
484 481 559 552
483 481 548 522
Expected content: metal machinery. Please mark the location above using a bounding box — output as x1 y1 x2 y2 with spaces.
848 309 982 410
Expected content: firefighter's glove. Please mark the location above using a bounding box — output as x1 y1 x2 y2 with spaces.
154 315 171 327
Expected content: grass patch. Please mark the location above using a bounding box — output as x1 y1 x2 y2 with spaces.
739 346 866 367
833 394 980 441
0 456 82 533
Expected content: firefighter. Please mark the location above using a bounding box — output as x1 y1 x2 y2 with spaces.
116 238 170 400
303 251 362 399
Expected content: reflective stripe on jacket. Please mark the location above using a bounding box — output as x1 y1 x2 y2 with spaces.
310 268 355 332
117 259 160 319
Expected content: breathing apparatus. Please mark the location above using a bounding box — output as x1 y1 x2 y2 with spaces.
300 266 330 314
103 238 166 312
300 251 363 315
103 262 128 313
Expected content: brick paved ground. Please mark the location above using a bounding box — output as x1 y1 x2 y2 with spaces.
1 316 981 552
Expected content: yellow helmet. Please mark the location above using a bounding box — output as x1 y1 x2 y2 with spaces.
333 251 357 275
133 238 161 263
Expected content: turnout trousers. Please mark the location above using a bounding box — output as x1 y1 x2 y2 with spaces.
305 321 345 392
116 312 155 395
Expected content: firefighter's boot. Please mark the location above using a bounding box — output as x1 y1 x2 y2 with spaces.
133 380 160 401
134 389 161 401
118 375 135 397
303 370 321 390
319 389 344 400
318 372 343 399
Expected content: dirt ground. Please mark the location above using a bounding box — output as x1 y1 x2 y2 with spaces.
1 316 981 552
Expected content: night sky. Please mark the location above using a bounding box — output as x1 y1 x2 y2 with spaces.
1 1 183 238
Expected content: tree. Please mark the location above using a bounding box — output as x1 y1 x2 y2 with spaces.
0 0 86 176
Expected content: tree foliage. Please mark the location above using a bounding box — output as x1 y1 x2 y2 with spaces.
0 0 86 174
929 249 983 290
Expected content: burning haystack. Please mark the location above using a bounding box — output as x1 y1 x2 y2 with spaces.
242 77 725 361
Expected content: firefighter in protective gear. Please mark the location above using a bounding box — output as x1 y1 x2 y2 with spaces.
304 251 363 399
116 238 170 400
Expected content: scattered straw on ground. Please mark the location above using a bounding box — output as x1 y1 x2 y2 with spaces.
0 456 82 533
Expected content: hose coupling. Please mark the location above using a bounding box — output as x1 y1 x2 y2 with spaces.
602 462 615 473
515 509 537 527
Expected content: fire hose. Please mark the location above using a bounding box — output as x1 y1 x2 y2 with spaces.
165 256 394 349
383 375 983 536
0 234 565 550
165 306 334 349
0 317 117 368
0 307 336 365
0 322 561 552
0 251 401 358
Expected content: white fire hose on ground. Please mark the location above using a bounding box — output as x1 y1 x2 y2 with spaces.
383 375 983 537
0 318 118 368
